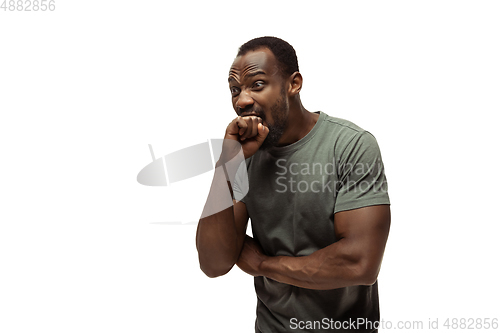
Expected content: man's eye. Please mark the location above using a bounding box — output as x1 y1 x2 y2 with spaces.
253 81 265 89
230 87 240 95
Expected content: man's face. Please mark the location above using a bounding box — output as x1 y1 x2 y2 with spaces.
228 48 289 150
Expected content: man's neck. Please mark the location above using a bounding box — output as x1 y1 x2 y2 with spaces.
276 105 319 147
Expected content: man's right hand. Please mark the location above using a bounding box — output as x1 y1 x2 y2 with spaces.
223 116 269 160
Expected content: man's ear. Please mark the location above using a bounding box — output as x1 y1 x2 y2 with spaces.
287 72 303 96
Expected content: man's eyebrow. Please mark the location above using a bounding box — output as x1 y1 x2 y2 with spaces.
244 70 266 78
228 70 267 83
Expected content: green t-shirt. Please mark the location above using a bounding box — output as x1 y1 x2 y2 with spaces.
233 111 390 333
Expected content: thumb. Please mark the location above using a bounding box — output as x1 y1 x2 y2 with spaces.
254 123 269 145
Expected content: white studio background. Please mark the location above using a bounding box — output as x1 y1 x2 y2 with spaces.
0 1 498 332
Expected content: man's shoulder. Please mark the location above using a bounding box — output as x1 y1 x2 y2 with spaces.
319 112 367 134
316 112 372 146
316 112 381 157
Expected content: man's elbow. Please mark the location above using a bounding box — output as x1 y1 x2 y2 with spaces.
197 249 237 278
196 235 239 278
358 261 380 286
360 271 378 286
199 262 234 278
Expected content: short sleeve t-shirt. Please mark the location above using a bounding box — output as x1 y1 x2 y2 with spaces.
233 111 390 333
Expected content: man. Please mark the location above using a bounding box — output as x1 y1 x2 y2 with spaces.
196 36 391 333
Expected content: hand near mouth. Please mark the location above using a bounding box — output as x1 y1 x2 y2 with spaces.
223 115 269 159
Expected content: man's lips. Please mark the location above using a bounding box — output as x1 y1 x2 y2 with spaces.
241 112 263 118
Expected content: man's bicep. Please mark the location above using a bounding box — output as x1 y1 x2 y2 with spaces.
334 205 391 281
233 200 249 251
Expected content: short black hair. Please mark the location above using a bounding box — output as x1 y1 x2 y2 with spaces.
237 36 299 79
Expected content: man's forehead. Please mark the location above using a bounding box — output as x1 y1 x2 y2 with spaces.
229 48 278 77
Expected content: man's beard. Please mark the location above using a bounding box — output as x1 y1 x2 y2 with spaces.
259 86 288 151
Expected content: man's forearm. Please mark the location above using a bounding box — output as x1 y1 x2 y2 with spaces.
196 163 238 277
259 239 378 290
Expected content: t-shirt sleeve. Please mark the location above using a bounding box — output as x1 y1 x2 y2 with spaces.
232 159 249 203
334 131 390 214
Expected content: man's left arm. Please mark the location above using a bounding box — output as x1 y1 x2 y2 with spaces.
236 204 390 290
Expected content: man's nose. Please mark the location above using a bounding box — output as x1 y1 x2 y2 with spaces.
236 90 254 112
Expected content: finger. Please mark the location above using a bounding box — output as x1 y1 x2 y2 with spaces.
240 117 254 140
249 117 260 138
255 122 269 144
241 116 260 140
236 116 248 136
226 116 243 136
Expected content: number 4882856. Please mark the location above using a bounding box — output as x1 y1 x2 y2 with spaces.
443 318 498 330
1 0 56 11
